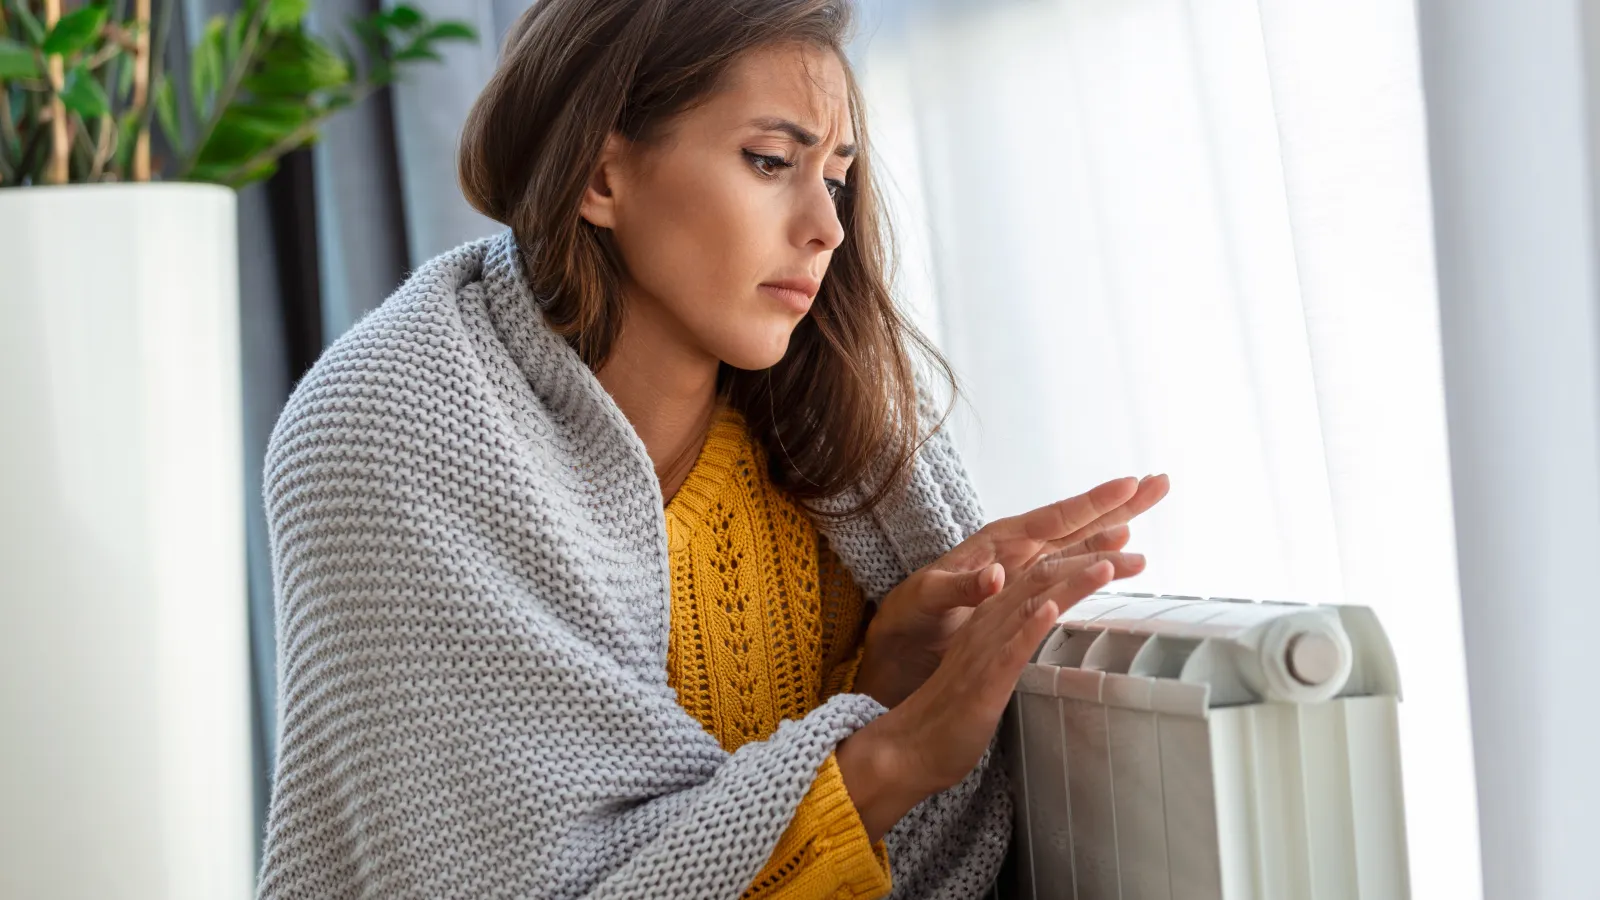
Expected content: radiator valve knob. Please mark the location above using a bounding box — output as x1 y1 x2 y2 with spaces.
1287 631 1341 686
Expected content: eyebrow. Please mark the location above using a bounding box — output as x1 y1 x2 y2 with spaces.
748 116 857 159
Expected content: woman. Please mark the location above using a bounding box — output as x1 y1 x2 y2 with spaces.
256 0 1168 897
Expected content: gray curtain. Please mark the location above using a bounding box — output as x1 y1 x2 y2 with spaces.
310 0 526 339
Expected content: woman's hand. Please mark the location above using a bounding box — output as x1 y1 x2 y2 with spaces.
935 473 1169 578
852 474 1170 708
836 552 1120 842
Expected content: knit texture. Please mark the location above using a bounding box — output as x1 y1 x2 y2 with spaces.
664 401 889 898
256 228 1011 899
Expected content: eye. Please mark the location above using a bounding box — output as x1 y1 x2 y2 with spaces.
743 150 794 177
825 178 848 202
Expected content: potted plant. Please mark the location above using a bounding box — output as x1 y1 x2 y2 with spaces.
0 3 474 897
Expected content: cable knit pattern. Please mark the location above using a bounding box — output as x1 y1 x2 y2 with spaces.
256 228 1011 899
664 402 889 898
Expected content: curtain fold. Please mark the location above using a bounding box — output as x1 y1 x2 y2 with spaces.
1418 1 1600 896
387 0 517 264
306 0 410 340
1257 5 1480 896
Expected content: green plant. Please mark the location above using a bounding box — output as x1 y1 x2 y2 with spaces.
0 0 475 188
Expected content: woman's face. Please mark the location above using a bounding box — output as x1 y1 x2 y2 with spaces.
580 42 855 372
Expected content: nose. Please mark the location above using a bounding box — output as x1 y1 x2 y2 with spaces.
794 179 845 252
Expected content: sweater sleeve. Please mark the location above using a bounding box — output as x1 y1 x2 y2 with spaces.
740 752 892 899
738 635 891 900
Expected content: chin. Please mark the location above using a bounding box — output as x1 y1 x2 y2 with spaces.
714 319 804 371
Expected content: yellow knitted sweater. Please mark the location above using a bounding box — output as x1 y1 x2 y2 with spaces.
663 402 892 900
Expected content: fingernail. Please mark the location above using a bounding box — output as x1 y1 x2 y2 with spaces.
1126 552 1145 567
983 563 1002 592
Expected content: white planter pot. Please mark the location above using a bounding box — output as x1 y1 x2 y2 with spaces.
0 184 254 900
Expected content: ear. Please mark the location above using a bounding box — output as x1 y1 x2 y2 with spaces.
578 132 629 230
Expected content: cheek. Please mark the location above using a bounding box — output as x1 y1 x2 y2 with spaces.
619 165 764 308
614 161 802 366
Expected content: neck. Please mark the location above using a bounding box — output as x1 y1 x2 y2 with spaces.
595 290 721 504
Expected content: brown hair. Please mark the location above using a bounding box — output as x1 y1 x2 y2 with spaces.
458 0 958 519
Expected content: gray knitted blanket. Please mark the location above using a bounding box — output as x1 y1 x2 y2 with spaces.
256 229 1010 899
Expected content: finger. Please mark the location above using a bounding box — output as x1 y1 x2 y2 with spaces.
1035 474 1171 556
1028 523 1129 567
973 562 1006 601
1119 473 1170 524
981 476 1141 549
1030 558 1116 627
1088 523 1133 553
968 553 1112 635
953 592 1064 728
998 595 1062 672
1002 596 1061 670
1030 548 1145 580
1130 473 1171 517
919 563 1004 612
950 561 1112 718
1008 551 1141 606
965 562 1004 602
999 560 1114 667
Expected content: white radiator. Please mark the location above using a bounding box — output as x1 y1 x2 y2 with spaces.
1002 593 1409 900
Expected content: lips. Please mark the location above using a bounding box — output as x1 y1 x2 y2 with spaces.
759 276 820 314
761 276 822 298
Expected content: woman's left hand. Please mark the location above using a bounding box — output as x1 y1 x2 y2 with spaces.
852 474 1170 708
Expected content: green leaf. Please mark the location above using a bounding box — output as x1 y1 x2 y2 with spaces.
384 5 423 31
153 75 180 148
229 158 280 189
244 31 349 97
223 101 309 140
12 3 47 46
186 160 231 182
419 21 477 43
265 0 311 33
393 44 442 64
0 37 40 79
191 155 278 188
194 101 312 177
59 64 109 118
42 3 108 57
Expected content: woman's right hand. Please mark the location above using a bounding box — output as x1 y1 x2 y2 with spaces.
851 474 1166 710
835 552 1125 842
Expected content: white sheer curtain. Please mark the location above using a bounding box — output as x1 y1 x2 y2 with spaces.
852 1 1480 896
